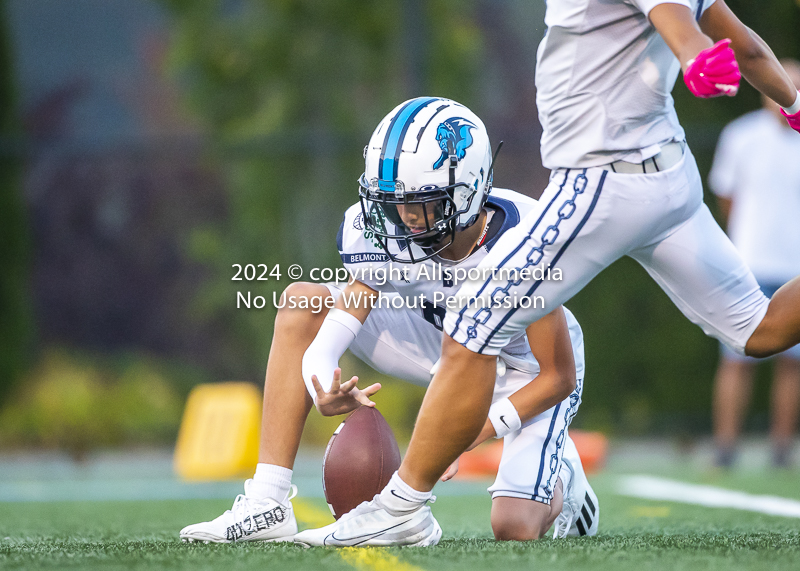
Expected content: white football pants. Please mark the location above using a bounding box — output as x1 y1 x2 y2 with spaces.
445 146 769 356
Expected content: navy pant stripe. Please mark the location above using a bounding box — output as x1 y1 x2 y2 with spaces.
449 169 571 338
477 170 607 353
533 402 561 494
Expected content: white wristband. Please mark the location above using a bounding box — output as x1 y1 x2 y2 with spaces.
301 309 363 403
782 90 800 115
488 398 522 439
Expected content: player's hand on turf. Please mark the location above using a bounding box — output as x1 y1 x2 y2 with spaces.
311 368 381 416
441 457 460 482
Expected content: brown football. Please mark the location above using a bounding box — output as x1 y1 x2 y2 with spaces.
322 406 401 519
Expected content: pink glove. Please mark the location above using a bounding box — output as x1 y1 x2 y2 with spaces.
683 39 741 98
780 93 800 135
782 108 800 134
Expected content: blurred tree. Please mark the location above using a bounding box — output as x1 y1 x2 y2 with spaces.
0 0 32 406
159 0 482 382
159 0 799 437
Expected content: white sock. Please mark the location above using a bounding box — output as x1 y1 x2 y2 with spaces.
249 463 293 503
378 471 432 515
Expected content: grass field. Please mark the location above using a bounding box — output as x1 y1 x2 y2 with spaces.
2 462 800 571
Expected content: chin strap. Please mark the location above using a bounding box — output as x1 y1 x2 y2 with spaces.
488 140 504 182
446 152 462 230
476 140 504 222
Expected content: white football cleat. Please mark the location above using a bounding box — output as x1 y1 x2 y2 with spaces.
553 437 599 538
180 481 298 543
293 496 441 548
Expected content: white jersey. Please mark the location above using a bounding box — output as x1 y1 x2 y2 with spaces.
337 187 582 373
709 109 800 284
536 0 716 169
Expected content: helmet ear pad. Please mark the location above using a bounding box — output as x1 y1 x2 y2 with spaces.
453 185 480 230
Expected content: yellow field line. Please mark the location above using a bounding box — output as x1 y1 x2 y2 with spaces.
629 506 671 518
293 497 336 527
340 547 425 571
293 498 426 571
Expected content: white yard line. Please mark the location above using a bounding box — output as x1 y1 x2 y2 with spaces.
617 475 800 518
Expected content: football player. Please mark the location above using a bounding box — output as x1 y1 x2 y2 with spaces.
295 0 800 547
181 98 595 544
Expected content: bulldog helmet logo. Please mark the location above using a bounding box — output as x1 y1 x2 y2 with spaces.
432 118 476 170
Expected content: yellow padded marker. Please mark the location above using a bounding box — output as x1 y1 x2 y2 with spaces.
174 383 261 480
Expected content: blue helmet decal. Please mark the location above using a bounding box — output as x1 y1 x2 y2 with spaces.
432 118 476 170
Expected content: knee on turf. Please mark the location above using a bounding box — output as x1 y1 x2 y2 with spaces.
491 510 548 541
274 282 333 333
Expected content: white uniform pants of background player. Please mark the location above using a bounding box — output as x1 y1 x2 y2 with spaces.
324 284 585 504
445 146 770 357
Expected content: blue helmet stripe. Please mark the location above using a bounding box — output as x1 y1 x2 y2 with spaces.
379 97 440 190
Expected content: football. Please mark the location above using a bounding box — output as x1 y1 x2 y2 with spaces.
322 406 401 519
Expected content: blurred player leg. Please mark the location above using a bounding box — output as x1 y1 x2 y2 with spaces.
626 173 800 463
770 356 800 467
712 356 755 467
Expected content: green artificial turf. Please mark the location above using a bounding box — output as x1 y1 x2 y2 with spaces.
2 470 799 570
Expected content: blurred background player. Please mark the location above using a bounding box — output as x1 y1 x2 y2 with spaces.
296 0 800 547
710 59 800 469
182 98 595 544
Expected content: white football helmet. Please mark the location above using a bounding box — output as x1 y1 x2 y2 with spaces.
359 97 494 263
